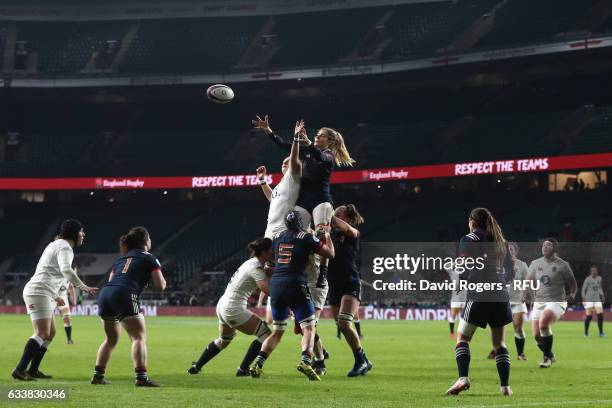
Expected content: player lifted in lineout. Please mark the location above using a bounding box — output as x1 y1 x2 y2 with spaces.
254 118 330 374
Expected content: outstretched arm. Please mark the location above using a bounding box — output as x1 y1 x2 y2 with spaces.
252 114 291 152
290 120 303 175
332 216 359 239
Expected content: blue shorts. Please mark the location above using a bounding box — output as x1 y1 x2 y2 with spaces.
97 286 141 321
270 279 315 324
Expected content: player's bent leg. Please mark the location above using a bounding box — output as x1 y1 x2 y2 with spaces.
189 323 236 374
122 314 159 387
538 310 556 368
235 315 271 376
513 313 527 360
297 319 321 381
27 318 55 379
490 326 511 396
446 319 475 396
92 319 120 384
61 310 73 344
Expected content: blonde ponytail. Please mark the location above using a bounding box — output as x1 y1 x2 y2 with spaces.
320 127 355 167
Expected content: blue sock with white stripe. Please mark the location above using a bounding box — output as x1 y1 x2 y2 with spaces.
455 342 470 378
495 347 510 386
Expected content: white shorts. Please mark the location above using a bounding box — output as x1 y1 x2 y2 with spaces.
583 302 603 311
511 302 528 315
450 302 466 309
23 294 56 321
216 296 252 328
309 283 329 310
532 302 567 321
312 202 333 227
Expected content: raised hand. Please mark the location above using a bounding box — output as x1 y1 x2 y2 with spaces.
252 115 272 134
256 166 267 178
294 120 306 138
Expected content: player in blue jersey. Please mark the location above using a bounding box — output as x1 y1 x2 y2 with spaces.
91 227 166 387
446 208 515 397
328 204 372 377
253 115 354 289
250 211 335 381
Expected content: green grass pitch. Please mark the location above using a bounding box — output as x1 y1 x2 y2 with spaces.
0 314 610 408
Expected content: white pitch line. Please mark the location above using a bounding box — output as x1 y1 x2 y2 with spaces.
438 399 612 408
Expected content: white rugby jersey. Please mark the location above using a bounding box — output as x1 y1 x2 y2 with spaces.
265 170 301 239
24 239 76 298
508 258 529 303
222 257 267 307
582 275 603 302
528 256 574 302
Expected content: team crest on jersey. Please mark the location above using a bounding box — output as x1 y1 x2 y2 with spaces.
29 304 36 310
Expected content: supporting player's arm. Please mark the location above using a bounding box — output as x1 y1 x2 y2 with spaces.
256 166 273 202
316 231 335 259
57 247 98 295
257 290 266 307
256 279 270 296
332 215 359 239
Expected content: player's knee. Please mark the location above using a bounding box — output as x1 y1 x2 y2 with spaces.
214 333 235 350
272 320 288 332
254 320 271 343
457 319 476 340
337 312 353 331
299 315 316 330
514 330 525 339
540 327 552 337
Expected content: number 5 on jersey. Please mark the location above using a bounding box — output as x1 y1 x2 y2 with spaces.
278 244 294 264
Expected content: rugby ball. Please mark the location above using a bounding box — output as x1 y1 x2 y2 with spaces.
206 84 234 104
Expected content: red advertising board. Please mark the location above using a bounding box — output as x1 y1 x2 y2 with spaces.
0 152 610 190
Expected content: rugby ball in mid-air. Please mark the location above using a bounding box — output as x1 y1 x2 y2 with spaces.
206 84 234 104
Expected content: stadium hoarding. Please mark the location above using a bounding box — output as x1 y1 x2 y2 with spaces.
0 305 607 322
0 152 610 190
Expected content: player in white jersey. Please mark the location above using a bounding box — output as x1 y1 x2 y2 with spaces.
255 120 330 373
56 279 76 344
188 238 274 377
486 242 529 360
582 265 605 337
12 219 97 381
446 267 466 339
524 238 577 368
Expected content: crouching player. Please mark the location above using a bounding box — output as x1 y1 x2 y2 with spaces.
188 238 274 376
91 227 166 387
250 211 334 380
